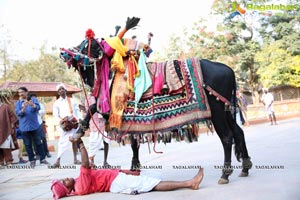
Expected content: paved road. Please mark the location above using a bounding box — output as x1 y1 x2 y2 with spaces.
1 118 300 200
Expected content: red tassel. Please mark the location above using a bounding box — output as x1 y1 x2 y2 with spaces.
85 29 95 39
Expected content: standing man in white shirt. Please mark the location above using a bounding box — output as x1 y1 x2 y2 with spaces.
52 84 81 167
261 88 277 125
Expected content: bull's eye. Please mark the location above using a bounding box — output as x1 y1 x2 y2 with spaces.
98 51 103 60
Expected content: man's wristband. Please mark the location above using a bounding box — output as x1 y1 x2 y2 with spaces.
80 145 85 150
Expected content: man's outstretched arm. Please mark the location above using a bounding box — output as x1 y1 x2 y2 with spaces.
79 139 89 168
70 137 89 168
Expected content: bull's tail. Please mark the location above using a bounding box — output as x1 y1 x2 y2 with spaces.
232 74 237 123
231 73 243 162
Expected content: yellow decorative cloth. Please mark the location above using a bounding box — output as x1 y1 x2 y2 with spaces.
109 70 130 129
105 37 128 72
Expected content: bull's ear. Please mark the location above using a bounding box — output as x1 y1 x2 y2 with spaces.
114 25 121 36
125 17 140 31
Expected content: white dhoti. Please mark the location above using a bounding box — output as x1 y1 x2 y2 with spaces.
110 172 161 194
88 131 111 157
56 127 77 159
0 135 14 149
265 104 274 115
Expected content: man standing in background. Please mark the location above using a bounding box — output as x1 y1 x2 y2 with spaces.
30 94 52 158
52 83 81 167
0 94 18 167
261 88 277 125
15 87 49 168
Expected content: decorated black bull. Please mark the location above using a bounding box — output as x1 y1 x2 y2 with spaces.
60 17 252 184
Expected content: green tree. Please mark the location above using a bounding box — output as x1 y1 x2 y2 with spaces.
156 0 300 103
256 41 300 87
168 0 263 103
2 46 79 85
0 25 12 82
257 0 300 88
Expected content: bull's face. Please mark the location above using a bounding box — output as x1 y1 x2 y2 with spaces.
59 38 105 88
59 37 105 67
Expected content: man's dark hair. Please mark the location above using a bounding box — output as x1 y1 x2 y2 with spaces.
18 87 28 92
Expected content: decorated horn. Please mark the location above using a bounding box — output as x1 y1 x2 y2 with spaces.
114 25 121 36
148 32 153 46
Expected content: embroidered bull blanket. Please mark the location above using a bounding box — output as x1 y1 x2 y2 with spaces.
119 58 211 134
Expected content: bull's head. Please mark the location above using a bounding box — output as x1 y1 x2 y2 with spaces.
59 29 104 70
59 28 105 88
59 17 153 88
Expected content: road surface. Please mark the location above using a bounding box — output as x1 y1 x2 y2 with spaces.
0 118 299 200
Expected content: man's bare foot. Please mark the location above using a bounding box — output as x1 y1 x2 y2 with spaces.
74 160 81 165
51 162 60 168
103 162 111 168
190 168 204 190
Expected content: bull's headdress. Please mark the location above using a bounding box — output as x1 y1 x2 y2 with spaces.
59 17 152 88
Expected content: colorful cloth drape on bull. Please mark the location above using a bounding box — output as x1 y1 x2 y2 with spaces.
119 57 211 134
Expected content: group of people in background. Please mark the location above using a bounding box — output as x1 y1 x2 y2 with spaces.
0 83 111 169
14 87 51 167
0 87 51 168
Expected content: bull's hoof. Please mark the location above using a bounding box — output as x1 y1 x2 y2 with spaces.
130 159 141 171
75 128 85 137
218 178 229 184
239 171 249 177
78 119 89 131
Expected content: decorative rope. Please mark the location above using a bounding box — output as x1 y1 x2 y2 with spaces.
77 60 113 140
202 84 231 106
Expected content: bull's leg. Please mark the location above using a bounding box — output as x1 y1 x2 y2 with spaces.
231 121 252 177
215 125 234 184
130 136 141 171
209 100 234 184
218 128 234 185
77 103 97 134
225 105 253 177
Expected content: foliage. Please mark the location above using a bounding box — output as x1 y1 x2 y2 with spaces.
1 46 79 86
165 0 263 92
256 42 300 87
257 0 300 88
155 0 300 93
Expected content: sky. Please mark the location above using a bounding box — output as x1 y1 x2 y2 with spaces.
0 0 214 61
